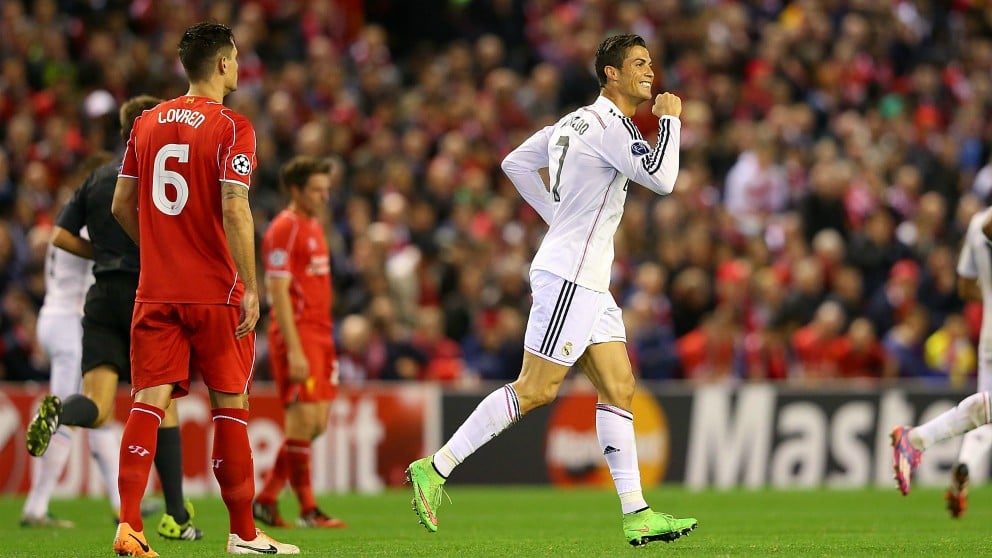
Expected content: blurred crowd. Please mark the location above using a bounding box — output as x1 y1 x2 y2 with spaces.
1 0 990 387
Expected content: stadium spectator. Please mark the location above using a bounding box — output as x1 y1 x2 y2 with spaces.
0 1 990 387
866 259 923 336
924 314 977 388
677 307 743 383
831 317 894 380
791 300 847 382
883 306 935 380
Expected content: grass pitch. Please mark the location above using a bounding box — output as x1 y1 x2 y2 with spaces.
0 485 987 556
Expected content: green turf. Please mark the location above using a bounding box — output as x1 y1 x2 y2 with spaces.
0 485 987 556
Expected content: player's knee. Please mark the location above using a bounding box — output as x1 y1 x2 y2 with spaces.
92 405 113 428
516 382 561 413
961 392 990 428
310 422 328 441
607 374 636 407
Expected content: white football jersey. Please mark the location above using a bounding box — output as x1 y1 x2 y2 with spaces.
502 95 680 292
957 207 992 372
39 229 93 317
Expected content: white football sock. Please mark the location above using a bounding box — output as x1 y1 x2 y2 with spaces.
911 392 992 451
596 404 648 514
88 425 121 511
22 427 73 518
956 423 992 472
433 384 521 478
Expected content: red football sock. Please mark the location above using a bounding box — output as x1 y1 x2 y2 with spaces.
256 441 289 505
287 439 317 514
118 402 165 531
211 408 256 539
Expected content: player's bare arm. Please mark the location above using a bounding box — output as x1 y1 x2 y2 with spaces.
266 274 309 382
111 176 140 246
50 226 95 260
221 181 259 338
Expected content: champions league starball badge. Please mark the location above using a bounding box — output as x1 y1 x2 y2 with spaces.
231 153 252 175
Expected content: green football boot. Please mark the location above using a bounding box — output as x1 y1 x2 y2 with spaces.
405 457 446 533
622 508 697 546
157 499 203 541
26 395 61 457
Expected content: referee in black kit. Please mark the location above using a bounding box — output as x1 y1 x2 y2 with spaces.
25 95 203 542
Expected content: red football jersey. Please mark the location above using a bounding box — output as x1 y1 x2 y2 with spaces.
262 209 332 329
120 95 257 305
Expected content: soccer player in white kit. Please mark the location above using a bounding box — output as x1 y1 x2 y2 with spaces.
21 233 122 527
406 33 697 547
892 206 992 517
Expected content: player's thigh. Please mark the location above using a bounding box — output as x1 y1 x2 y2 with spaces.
523 270 603 366
131 302 191 395
37 312 83 400
285 400 331 440
185 304 255 396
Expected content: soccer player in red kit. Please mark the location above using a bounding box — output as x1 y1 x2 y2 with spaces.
253 156 346 529
110 22 298 555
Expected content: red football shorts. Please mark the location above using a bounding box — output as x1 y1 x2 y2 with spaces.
268 323 338 405
131 302 256 397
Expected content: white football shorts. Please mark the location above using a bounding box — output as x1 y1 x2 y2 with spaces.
524 269 626 366
36 311 83 400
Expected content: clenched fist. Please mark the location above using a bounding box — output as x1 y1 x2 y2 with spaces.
652 92 682 118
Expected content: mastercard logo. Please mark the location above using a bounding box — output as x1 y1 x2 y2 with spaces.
545 386 669 487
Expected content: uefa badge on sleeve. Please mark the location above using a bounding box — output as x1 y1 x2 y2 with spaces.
232 154 252 175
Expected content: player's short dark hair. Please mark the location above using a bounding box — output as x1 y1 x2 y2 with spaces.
595 33 647 87
280 156 332 192
178 22 234 83
119 95 162 141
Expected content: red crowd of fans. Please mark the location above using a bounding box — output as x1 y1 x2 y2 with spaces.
1 1 990 387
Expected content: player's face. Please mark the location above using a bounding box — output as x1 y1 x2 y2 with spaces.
617 45 654 103
295 173 332 217
222 44 240 93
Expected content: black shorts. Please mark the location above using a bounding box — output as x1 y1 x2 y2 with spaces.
81 272 138 381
